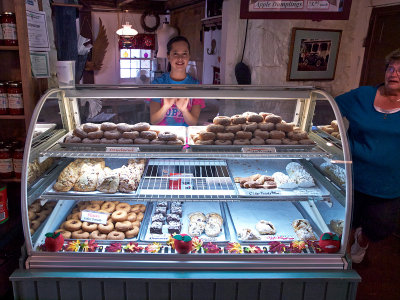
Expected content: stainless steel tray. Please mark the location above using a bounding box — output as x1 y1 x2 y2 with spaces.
140 201 230 244
32 123 57 143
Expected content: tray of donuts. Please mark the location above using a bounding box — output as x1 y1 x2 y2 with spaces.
140 200 230 244
316 120 341 141
188 112 316 150
53 200 151 241
62 122 186 150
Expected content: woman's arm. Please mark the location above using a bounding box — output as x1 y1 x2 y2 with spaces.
150 99 175 125
176 98 202 125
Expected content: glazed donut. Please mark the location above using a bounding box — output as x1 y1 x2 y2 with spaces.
235 131 252 140
195 140 214 145
115 221 133 232
83 123 99 133
127 212 137 222
167 140 183 145
100 138 118 144
130 204 141 213
241 122 257 132
55 229 72 239
28 210 36 221
269 130 286 139
140 131 157 140
125 226 140 238
213 116 231 126
30 219 41 230
206 124 225 133
111 210 128 222
131 220 141 227
233 139 251 145
216 132 234 140
151 138 166 144
82 222 98 232
104 130 121 140
198 131 215 141
98 220 114 234
101 202 116 213
247 113 264 123
138 204 146 213
117 123 131 133
251 137 265 145
136 212 144 222
254 129 269 139
107 231 125 240
67 212 82 220
158 131 177 141
82 138 100 144
231 114 246 124
225 124 242 133
87 130 103 139
287 130 308 141
118 138 134 144
282 138 299 145
122 131 140 139
73 127 88 139
116 202 131 212
265 114 282 124
65 136 81 143
276 122 294 132
215 140 232 145
64 219 82 232
71 230 90 239
98 210 112 219
85 204 100 211
89 230 107 240
266 139 282 145
100 122 117 131
299 138 315 145
131 122 151 132
134 138 150 144
91 200 104 206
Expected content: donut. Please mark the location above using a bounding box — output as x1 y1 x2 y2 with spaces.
195 140 214 145
98 220 114 234
259 112 272 119
91 200 104 206
231 114 246 124
131 220 141 227
87 130 103 139
101 202 116 213
125 226 140 238
215 140 232 145
30 201 41 212
122 131 140 139
216 132 234 140
269 130 286 139
150 138 166 144
287 130 308 141
138 204 146 213
235 131 252 140
213 116 231 126
30 219 41 230
44 201 57 208
30 228 35 235
251 137 265 145
100 122 117 131
77 201 89 208
265 114 282 124
36 213 48 222
104 130 121 140
198 131 215 141
241 122 257 132
118 138 134 144
233 139 251 145
225 124 242 133
131 122 151 132
73 127 88 139
89 230 107 240
82 138 100 144
167 140 183 145
100 138 118 144
247 113 264 123
85 204 100 211
140 131 157 140
299 138 315 145
55 229 72 239
130 204 141 213
71 230 90 239
115 221 133 232
117 123 131 133
28 210 36 221
115 203 131 212
127 212 137 222
111 210 128 222
158 131 177 141
67 212 81 220
82 123 99 133
253 129 269 139
107 231 125 240
276 122 294 132
65 136 81 143
82 222 98 232
206 124 225 133
136 212 144 222
266 139 282 145
134 138 150 144
64 219 82 231
282 138 299 145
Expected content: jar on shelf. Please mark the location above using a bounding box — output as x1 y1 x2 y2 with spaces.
0 184 8 224
12 147 23 179
7 81 23 115
0 147 13 179
0 18 4 46
0 82 8 114
1 12 17 46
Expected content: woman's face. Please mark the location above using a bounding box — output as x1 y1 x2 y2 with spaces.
385 60 400 92
168 40 190 72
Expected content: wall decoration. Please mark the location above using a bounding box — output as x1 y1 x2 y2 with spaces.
119 34 155 50
287 28 342 81
140 11 160 32
240 0 352 20
85 18 109 71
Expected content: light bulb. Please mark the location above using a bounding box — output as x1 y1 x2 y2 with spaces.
116 22 138 36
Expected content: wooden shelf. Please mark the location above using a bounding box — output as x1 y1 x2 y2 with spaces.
0 45 19 51
0 177 21 183
0 115 25 120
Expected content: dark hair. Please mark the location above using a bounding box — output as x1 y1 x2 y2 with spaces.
166 36 190 55
385 48 400 69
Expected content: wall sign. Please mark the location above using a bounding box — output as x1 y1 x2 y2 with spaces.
240 0 352 20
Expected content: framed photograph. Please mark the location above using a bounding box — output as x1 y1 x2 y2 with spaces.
240 0 352 20
287 28 342 81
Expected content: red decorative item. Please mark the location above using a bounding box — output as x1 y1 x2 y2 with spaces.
319 232 341 253
119 34 155 50
44 232 65 252
173 234 192 254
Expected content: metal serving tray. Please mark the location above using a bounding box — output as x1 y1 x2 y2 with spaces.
32 123 57 143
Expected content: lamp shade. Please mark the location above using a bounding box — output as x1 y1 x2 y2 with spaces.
116 22 138 36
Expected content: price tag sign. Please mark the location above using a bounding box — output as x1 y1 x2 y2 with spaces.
245 189 281 196
242 147 276 153
106 147 139 153
81 210 109 224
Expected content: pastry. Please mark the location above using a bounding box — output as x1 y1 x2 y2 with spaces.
205 220 221 237
330 219 344 235
237 228 260 240
97 167 119 193
272 172 298 189
286 162 315 188
255 220 276 235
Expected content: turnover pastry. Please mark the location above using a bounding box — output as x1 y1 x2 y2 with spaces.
255 220 276 235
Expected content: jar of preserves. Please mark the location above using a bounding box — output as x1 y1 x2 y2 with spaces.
1 12 17 46
0 184 8 224
0 82 8 114
12 147 23 179
0 147 13 179
7 81 23 115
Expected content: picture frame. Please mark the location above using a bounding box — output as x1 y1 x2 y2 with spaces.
240 0 352 20
287 28 342 81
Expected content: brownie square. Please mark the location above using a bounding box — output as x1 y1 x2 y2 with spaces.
151 213 166 223
170 201 182 207
155 206 167 216
168 221 181 234
150 222 163 234
166 213 181 224
170 206 182 217
156 201 168 207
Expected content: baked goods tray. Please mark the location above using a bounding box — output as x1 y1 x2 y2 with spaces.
314 127 342 145
32 123 57 143
225 201 318 243
228 159 330 201
140 201 230 244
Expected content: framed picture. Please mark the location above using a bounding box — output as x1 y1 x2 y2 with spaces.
240 0 352 20
287 28 342 81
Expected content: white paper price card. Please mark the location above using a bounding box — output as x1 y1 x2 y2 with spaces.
81 210 109 224
106 147 139 153
244 189 281 196
242 147 276 153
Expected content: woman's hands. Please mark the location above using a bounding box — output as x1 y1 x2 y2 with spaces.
175 98 189 112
